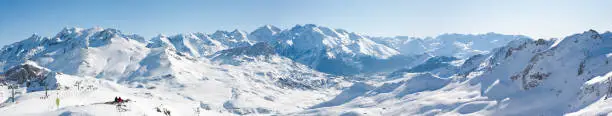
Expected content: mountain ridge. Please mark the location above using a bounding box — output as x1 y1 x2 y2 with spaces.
1 24 528 76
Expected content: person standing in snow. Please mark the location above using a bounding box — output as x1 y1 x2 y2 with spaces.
56 97 60 108
55 92 60 109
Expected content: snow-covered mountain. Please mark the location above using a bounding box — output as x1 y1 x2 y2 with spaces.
370 33 530 59
0 26 349 115
0 27 150 80
224 24 427 75
146 30 253 58
298 30 612 115
1 25 610 116
389 56 462 78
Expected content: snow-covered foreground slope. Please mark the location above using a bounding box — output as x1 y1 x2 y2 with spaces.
0 57 348 115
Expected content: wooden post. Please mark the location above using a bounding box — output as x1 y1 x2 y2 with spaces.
8 84 17 102
45 85 48 97
56 92 60 108
76 81 82 91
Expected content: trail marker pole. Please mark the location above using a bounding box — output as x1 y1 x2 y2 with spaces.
8 84 17 103
56 92 60 109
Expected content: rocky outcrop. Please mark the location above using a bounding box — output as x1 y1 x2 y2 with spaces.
1 62 59 92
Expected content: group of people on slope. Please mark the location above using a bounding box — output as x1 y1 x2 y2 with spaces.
114 96 124 103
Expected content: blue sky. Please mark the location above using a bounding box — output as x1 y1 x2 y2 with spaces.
1 0 611 46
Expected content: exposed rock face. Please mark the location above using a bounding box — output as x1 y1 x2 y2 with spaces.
1 62 58 92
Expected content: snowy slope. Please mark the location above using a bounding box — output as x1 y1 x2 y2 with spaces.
0 27 350 116
0 46 346 116
298 30 612 116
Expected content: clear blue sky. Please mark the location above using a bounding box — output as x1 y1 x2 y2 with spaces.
1 0 611 46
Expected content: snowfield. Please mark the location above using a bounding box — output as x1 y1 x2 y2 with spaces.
1 55 347 116
1 25 611 116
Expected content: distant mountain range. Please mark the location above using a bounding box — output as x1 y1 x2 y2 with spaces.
0 24 526 76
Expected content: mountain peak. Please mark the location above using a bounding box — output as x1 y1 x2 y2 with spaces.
231 29 247 36
263 24 280 30
567 29 601 39
304 24 317 28
55 27 83 38
602 31 612 39
155 33 167 38
27 33 42 40
212 30 229 37
290 24 320 32
99 28 122 35
59 27 83 33
250 25 282 42
254 25 281 33
587 29 599 34
231 29 241 33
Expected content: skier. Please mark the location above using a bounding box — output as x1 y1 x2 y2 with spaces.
114 97 118 103
118 97 123 103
